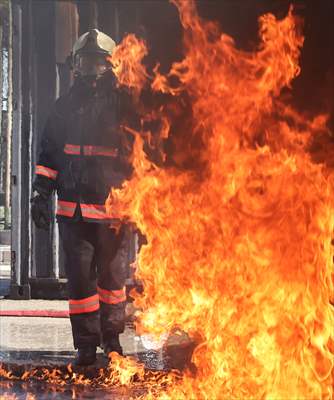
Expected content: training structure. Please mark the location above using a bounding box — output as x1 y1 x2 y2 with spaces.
3 0 177 299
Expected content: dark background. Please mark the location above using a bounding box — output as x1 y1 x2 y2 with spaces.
77 0 334 117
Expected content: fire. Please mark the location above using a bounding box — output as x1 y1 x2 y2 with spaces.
106 1 334 399
1 2 333 399
0 356 176 397
110 34 148 96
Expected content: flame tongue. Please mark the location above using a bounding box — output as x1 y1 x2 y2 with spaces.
108 1 334 398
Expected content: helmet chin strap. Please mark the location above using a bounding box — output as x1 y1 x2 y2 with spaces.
75 70 112 89
81 75 98 88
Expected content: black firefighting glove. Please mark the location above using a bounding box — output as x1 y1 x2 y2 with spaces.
31 193 51 230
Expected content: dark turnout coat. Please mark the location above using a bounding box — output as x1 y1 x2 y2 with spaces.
33 74 134 223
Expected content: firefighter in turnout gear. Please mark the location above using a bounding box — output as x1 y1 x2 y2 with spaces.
31 29 134 366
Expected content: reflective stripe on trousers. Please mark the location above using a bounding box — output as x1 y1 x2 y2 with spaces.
97 286 127 304
69 294 100 315
57 200 116 220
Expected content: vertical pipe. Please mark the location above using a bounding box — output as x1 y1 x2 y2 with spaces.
10 0 22 288
31 0 56 283
21 0 33 287
5 0 12 230
52 65 60 279
28 48 33 280
0 21 3 163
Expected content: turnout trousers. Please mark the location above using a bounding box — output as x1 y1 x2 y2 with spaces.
58 220 129 349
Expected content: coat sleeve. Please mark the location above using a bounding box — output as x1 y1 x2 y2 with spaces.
33 99 66 198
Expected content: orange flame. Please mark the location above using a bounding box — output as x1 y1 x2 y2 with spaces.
110 33 148 96
0 356 178 398
1 3 332 399
107 1 334 399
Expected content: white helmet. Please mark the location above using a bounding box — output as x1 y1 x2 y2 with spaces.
72 29 116 78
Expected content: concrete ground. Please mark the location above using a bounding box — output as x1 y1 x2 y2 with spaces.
0 300 145 361
0 299 68 312
0 301 194 398
0 299 194 369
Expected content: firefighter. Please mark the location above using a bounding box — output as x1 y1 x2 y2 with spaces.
31 29 134 366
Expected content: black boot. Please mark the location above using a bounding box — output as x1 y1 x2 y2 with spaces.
74 346 97 366
103 335 123 358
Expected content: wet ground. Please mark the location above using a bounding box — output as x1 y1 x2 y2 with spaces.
0 300 195 398
0 343 194 399
0 380 145 399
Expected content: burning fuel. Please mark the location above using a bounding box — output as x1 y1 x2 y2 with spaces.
107 0 334 398
0 355 181 398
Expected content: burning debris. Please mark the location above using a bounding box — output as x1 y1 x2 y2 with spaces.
1 0 333 398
